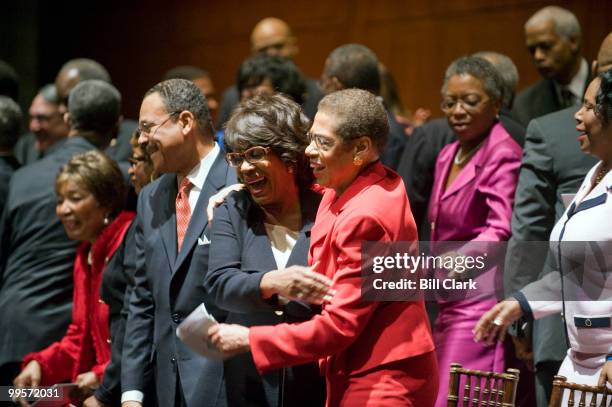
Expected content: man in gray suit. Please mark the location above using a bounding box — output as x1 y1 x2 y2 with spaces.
512 6 590 126
0 80 121 390
504 32 612 407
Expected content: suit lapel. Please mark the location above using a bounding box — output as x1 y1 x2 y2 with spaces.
158 175 178 268
174 154 228 272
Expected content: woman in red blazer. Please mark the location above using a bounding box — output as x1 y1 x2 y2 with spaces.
209 89 438 406
13 151 134 405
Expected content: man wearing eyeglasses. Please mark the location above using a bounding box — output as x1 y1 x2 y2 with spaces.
13 84 69 165
121 78 236 407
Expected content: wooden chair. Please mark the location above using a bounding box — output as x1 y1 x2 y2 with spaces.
549 375 611 407
447 362 520 407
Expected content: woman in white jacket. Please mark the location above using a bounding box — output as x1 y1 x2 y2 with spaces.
474 70 612 389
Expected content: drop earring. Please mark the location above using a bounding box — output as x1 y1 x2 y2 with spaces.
353 156 363 166
103 214 110 225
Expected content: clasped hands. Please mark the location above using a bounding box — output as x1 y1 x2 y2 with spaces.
207 262 335 358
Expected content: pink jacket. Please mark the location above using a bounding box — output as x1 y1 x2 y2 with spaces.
428 122 522 245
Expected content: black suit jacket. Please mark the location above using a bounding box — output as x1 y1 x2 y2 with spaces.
204 189 326 407
504 107 597 364
217 79 322 128
380 109 408 171
95 221 137 405
512 68 592 127
122 151 236 407
396 111 525 241
0 136 95 367
0 154 19 216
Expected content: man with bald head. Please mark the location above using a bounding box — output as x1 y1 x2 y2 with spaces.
55 58 137 162
512 6 589 126
217 17 322 127
504 32 612 407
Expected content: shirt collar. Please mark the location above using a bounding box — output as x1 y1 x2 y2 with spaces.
180 142 220 190
556 58 589 101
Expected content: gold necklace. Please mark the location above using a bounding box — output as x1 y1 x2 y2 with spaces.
594 165 609 185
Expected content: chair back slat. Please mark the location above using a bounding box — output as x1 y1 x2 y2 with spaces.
446 363 520 407
548 375 612 407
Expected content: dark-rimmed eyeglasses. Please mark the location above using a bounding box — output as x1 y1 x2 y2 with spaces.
138 111 180 136
225 146 271 167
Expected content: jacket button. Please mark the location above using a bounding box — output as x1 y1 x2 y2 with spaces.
274 310 284 316
171 312 182 323
171 357 177 363
107 338 112 344
585 318 592 327
98 299 105 304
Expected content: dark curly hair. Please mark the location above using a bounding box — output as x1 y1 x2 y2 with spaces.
595 69 612 127
237 54 306 105
224 93 313 189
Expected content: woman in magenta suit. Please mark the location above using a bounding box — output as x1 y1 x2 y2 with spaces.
13 151 134 406
428 56 522 407
208 89 438 406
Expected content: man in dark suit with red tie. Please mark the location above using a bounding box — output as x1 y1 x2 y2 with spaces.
121 79 235 407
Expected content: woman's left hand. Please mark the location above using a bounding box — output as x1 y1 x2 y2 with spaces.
598 360 612 387
73 371 100 400
207 323 250 357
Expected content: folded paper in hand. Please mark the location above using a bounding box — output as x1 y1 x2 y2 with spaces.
176 303 226 360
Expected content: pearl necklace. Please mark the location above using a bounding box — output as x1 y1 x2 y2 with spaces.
454 139 485 166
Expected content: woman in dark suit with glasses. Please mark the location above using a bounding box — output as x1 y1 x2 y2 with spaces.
204 93 328 407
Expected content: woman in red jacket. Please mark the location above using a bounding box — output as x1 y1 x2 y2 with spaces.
13 150 134 405
208 89 438 406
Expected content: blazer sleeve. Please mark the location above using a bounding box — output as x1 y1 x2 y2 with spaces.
22 263 83 385
249 214 389 374
120 199 154 393
204 201 275 313
504 119 557 296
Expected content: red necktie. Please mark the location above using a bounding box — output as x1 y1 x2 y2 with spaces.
176 177 193 252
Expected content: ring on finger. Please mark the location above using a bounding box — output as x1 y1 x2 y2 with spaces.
493 317 504 327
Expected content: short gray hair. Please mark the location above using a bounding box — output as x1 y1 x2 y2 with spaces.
0 96 22 149
442 56 504 105
145 79 213 137
324 44 380 94
525 6 581 41
317 89 389 153
473 51 519 108
68 80 121 146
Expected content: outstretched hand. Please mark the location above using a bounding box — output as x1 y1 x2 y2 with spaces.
260 261 335 305
207 323 251 358
473 299 522 344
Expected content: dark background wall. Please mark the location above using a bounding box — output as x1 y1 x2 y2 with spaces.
2 0 611 120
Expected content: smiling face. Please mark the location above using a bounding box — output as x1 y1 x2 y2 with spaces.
56 179 108 243
232 146 296 209
28 94 69 153
305 111 361 195
442 73 500 144
575 77 611 157
138 92 186 175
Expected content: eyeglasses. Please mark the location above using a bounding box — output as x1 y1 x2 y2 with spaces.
138 111 180 136
128 156 149 167
440 96 489 114
225 146 270 167
307 132 343 152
